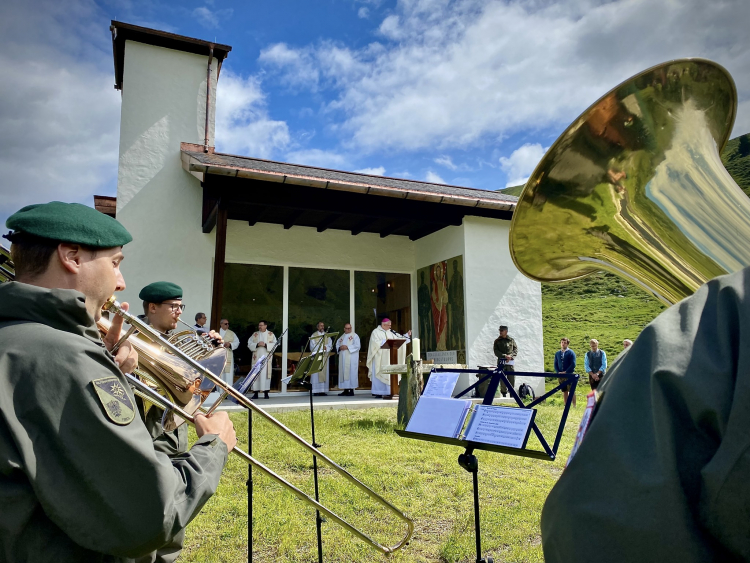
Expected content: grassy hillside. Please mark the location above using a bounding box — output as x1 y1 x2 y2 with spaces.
541 273 665 373
721 133 750 197
498 184 524 196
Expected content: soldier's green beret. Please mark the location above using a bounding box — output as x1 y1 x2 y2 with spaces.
139 281 183 303
5 201 132 248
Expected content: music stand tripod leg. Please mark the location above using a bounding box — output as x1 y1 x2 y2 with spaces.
458 449 493 563
304 381 325 563
247 409 253 563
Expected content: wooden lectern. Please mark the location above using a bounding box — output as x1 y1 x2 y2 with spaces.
380 339 406 399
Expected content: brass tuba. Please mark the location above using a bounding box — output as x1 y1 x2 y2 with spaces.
509 59 750 305
97 316 226 430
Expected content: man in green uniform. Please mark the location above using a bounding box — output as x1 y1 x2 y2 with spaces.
542 268 750 562
0 202 236 562
137 281 191 457
493 325 518 397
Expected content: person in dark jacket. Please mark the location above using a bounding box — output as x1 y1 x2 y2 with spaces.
493 325 518 397
554 337 577 406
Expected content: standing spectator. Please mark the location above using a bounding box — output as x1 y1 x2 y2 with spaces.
336 323 360 396
309 322 332 396
194 312 207 334
554 337 577 407
493 325 518 397
219 319 239 385
623 339 633 349
585 339 607 390
248 320 276 400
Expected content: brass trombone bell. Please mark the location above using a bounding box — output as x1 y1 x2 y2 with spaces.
102 296 414 555
509 58 749 305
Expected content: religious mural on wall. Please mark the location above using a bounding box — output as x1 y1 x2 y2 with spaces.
417 255 465 362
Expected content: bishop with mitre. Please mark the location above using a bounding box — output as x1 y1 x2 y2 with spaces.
366 318 411 399
248 320 276 399
219 318 239 385
336 323 360 396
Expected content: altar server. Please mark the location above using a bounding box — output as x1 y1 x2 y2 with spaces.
366 318 411 399
336 323 360 396
309 321 332 396
219 318 239 385
248 320 276 399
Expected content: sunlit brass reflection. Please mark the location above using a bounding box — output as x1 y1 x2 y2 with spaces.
509 59 749 305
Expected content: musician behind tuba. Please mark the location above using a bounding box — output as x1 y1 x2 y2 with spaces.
136 281 225 457
0 201 236 562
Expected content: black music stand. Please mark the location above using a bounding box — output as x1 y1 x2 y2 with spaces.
396 365 579 563
220 330 286 563
287 330 339 563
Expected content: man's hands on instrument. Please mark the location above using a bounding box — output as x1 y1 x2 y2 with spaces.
207 330 223 346
195 411 237 451
102 301 139 373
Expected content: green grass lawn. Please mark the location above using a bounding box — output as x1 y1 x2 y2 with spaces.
181 400 581 563
180 274 669 562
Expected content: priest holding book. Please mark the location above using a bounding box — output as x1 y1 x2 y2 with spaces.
366 318 411 399
336 323 360 396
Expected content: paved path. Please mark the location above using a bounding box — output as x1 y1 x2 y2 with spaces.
213 391 516 414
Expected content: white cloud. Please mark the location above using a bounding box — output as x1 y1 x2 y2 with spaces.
499 143 547 187
358 7 370 19
285 149 348 169
425 170 446 184
192 7 233 30
434 155 457 170
354 166 385 175
260 0 750 153
215 71 290 159
0 0 121 229
259 43 320 90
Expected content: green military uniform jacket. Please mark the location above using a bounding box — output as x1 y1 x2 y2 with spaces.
135 315 188 457
493 335 518 371
0 282 228 562
542 267 750 562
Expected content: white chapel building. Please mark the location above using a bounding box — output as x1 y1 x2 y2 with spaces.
106 21 544 396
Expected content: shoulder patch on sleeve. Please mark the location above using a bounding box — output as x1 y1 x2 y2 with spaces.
92 376 136 425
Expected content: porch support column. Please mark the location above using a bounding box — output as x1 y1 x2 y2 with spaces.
210 204 228 331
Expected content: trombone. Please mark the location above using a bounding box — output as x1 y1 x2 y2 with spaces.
103 296 414 555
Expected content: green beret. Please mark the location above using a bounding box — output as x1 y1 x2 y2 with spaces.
6 201 132 248
139 281 183 303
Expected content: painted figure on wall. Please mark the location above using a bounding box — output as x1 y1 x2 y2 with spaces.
448 259 465 351
417 271 433 351
417 256 465 358
430 261 449 351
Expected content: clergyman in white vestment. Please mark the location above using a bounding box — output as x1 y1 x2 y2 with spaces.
336 323 360 396
248 320 276 399
309 321 332 395
366 318 411 398
219 319 239 386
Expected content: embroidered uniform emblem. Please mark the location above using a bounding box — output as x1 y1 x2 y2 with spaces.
92 376 135 425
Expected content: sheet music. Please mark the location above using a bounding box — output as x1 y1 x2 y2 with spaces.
422 371 461 398
406 397 472 438
463 405 535 448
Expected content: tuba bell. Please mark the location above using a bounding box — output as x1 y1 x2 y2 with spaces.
509 58 750 305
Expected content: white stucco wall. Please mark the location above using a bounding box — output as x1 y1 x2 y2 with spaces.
115 41 219 324
463 216 544 396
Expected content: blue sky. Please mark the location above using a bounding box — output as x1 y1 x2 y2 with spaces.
1 0 750 229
